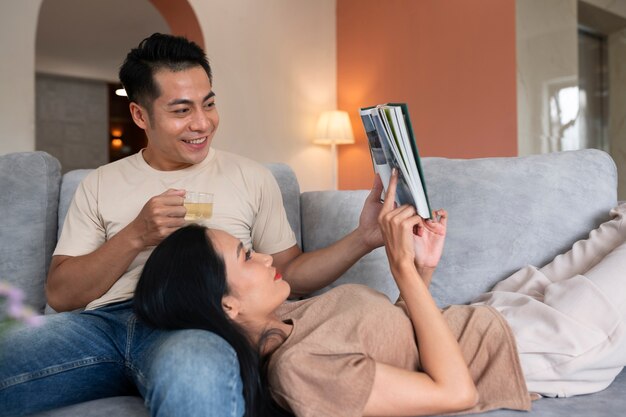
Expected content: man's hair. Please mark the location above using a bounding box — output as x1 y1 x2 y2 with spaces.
119 33 212 110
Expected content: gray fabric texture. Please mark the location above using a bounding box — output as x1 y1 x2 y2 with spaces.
468 370 626 417
425 149 617 306
303 150 618 308
29 396 148 417
58 169 92 239
0 151 60 313
30 372 626 417
266 163 301 247
300 190 397 299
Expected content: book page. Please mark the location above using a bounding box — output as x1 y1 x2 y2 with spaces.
390 106 430 217
386 106 421 198
359 109 392 193
359 103 432 219
371 108 416 208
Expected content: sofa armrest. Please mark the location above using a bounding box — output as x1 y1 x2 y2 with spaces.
0 152 61 313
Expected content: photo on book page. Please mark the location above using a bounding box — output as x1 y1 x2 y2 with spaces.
360 108 416 209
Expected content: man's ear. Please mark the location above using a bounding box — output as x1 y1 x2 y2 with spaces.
129 102 150 130
222 295 241 321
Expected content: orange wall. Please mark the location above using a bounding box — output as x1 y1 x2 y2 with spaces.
149 0 204 49
337 0 517 190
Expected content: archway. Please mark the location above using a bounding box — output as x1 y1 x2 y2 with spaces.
34 0 203 171
149 0 204 50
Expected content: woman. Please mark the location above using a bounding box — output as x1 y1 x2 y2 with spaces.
134 172 626 417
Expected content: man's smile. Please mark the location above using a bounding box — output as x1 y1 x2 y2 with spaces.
181 136 208 145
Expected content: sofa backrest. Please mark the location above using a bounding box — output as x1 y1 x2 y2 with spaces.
1 149 618 312
303 149 618 306
0 152 61 313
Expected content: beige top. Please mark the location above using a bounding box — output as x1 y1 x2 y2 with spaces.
269 284 531 417
54 148 296 310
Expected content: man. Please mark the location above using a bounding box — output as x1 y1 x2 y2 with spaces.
0 34 383 416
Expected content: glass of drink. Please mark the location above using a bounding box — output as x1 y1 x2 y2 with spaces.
184 191 214 222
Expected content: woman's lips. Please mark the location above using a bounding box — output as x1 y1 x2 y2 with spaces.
274 272 282 281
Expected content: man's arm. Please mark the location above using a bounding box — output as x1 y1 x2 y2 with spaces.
46 189 186 311
272 176 385 298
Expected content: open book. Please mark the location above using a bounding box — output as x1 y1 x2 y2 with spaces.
359 103 432 219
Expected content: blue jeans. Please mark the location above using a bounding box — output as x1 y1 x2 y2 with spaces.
0 301 244 417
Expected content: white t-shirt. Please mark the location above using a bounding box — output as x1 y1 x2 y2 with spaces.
54 148 296 310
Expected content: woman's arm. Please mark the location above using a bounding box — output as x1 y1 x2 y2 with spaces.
363 171 477 416
363 276 477 416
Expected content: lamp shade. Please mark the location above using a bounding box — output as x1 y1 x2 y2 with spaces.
314 110 355 145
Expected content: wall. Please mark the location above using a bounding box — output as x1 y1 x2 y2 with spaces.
0 0 336 192
36 74 108 173
583 0 626 17
33 0 170 173
583 0 626 200
189 0 337 192
608 29 626 200
336 0 518 190
36 0 170 82
17 1 622 195
516 0 579 156
149 0 204 49
517 0 626 200
0 1 43 154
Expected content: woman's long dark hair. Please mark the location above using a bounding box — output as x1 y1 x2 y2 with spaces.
134 225 291 417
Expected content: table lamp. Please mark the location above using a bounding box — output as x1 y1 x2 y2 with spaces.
314 110 355 190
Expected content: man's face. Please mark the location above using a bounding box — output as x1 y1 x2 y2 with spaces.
135 66 219 171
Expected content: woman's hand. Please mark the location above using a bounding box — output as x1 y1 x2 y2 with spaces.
378 170 447 273
412 209 447 271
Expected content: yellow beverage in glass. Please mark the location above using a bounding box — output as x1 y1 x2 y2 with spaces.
184 192 214 221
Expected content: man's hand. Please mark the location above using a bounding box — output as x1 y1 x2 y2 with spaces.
128 189 187 248
356 174 385 251
47 188 187 311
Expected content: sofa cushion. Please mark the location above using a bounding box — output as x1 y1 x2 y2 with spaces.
28 369 626 417
303 150 618 307
427 149 616 306
0 151 61 313
58 169 92 239
29 396 148 417
266 163 301 247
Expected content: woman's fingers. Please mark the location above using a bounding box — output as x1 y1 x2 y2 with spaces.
423 209 448 235
379 170 411 230
381 169 399 213
436 209 448 227
380 175 447 238
381 205 417 230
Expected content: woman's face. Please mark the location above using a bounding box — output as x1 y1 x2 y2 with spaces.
209 229 290 322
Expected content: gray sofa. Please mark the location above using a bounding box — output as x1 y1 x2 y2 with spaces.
0 149 624 417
